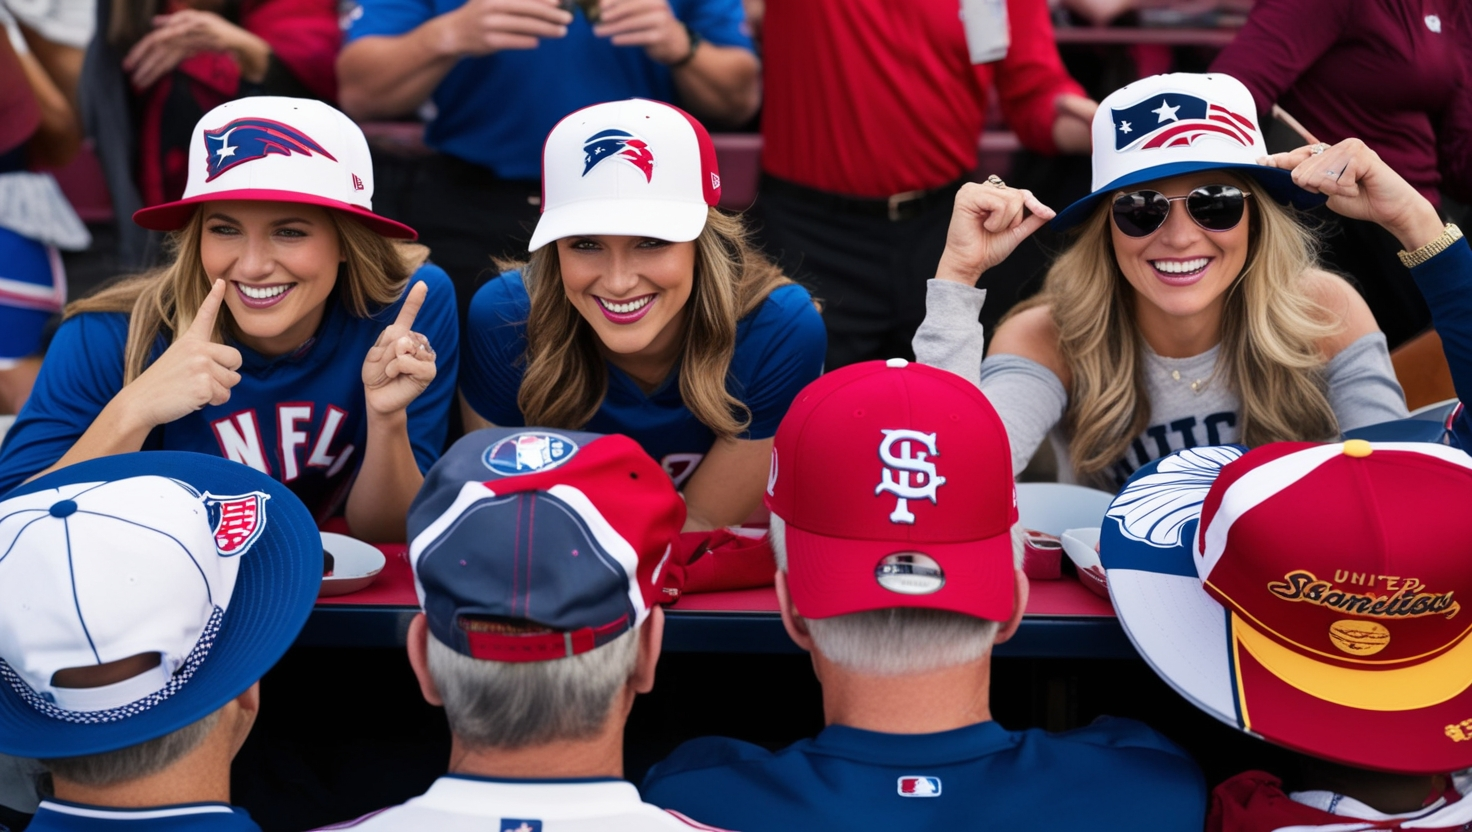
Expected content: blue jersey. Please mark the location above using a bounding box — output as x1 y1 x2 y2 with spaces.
461 272 824 485
0 265 459 517
1408 239 1472 448
642 719 1207 831
23 800 261 832
343 0 753 180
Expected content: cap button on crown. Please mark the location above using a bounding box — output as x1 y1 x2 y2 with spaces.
1342 439 1373 458
885 358 909 369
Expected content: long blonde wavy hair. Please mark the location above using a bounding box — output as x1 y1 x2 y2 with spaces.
515 208 792 439
1018 179 1340 483
68 209 426 383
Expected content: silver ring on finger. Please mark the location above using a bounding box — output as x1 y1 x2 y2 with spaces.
1309 142 1330 155
985 174 1007 189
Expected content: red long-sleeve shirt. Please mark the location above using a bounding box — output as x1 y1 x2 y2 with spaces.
1211 0 1472 206
759 0 1085 198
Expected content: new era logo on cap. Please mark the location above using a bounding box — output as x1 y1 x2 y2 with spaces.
766 359 1017 621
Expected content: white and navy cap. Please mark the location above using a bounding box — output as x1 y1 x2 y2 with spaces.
1052 73 1325 230
528 99 721 251
408 428 686 663
0 452 321 758
132 96 417 239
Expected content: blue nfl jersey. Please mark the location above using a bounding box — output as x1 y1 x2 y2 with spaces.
23 800 261 832
642 718 1206 831
0 265 458 517
460 273 824 486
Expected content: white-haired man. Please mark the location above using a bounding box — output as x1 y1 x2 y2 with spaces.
643 359 1206 830
318 429 726 831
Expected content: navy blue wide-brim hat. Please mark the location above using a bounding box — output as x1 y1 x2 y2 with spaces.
1051 72 1326 231
0 452 321 758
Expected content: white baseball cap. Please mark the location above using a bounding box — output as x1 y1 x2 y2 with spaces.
528 99 721 252
133 96 417 240
1052 73 1324 229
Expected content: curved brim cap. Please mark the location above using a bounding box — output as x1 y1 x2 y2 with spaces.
528 99 721 251
131 96 417 240
1051 72 1325 231
0 452 321 758
1099 435 1472 775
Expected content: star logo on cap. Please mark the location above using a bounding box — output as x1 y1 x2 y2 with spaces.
1152 100 1181 123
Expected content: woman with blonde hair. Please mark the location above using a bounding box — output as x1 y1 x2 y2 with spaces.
913 73 1449 490
461 100 824 531
0 97 458 540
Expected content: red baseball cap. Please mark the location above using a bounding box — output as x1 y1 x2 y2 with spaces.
1101 440 1472 774
765 359 1018 621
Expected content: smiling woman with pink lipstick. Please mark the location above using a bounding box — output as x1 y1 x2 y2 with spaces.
915 73 1425 490
461 100 824 531
0 98 458 541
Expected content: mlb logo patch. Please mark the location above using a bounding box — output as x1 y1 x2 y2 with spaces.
484 432 579 476
898 776 942 797
501 821 542 832
203 491 270 556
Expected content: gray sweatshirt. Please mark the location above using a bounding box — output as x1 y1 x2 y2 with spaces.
913 279 1409 489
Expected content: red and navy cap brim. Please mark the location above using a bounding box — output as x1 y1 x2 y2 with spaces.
133 190 418 240
1050 161 1325 232
0 452 322 759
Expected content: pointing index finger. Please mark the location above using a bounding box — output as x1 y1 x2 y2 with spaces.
183 279 227 342
393 281 428 330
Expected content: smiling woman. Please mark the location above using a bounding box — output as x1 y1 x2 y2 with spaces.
460 100 825 531
0 98 459 541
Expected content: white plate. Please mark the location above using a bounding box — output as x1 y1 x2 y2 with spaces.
1016 482 1114 536
319 532 386 597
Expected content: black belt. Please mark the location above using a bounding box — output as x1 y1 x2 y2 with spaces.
759 173 964 222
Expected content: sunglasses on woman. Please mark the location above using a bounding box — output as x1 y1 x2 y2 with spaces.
1111 184 1253 238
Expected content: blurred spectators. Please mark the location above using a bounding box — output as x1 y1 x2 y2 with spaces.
81 0 340 268
750 0 1095 370
1211 0 1472 348
0 1 91 414
335 0 760 322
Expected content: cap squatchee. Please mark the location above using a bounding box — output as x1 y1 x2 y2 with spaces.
407 428 687 663
0 452 321 759
529 98 722 252
1052 72 1326 231
1101 438 1472 774
764 358 1019 622
131 96 417 240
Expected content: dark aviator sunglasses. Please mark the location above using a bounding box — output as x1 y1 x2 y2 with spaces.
1110 184 1253 238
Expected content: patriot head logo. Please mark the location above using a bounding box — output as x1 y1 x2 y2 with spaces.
484 432 579 476
898 776 942 797
202 491 270 556
202 118 337 182
1111 93 1258 152
582 129 655 182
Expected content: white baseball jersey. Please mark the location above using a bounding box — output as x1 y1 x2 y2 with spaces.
314 775 731 832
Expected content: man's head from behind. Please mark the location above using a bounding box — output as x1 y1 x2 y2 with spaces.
764 360 1027 683
405 429 685 754
0 452 321 795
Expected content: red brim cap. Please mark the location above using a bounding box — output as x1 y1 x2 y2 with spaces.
784 524 1015 621
0 37 40 157
133 189 418 240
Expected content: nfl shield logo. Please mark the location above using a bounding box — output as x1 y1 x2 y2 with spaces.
202 492 270 556
898 776 942 797
484 432 580 476
500 821 542 832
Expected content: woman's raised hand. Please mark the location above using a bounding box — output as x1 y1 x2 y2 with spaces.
934 179 1056 287
123 279 243 428
1262 139 1445 252
362 281 438 416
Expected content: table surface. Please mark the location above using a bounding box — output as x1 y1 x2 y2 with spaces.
305 544 1135 658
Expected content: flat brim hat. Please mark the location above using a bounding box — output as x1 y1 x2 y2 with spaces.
133 97 417 240
528 99 721 252
0 452 321 758
1052 73 1325 231
1100 435 1472 774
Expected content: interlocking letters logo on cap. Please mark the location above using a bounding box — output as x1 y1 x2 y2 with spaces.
1111 93 1257 152
203 491 270 556
582 129 654 182
203 118 337 182
876 430 946 525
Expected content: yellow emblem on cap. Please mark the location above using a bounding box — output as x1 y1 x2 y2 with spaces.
1342 439 1373 458
1328 619 1390 656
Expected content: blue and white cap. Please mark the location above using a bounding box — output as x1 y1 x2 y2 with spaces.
0 452 321 758
1052 73 1326 230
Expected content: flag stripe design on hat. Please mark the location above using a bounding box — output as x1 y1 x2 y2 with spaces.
408 430 685 663
132 97 417 240
765 360 1018 621
1101 439 1472 774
